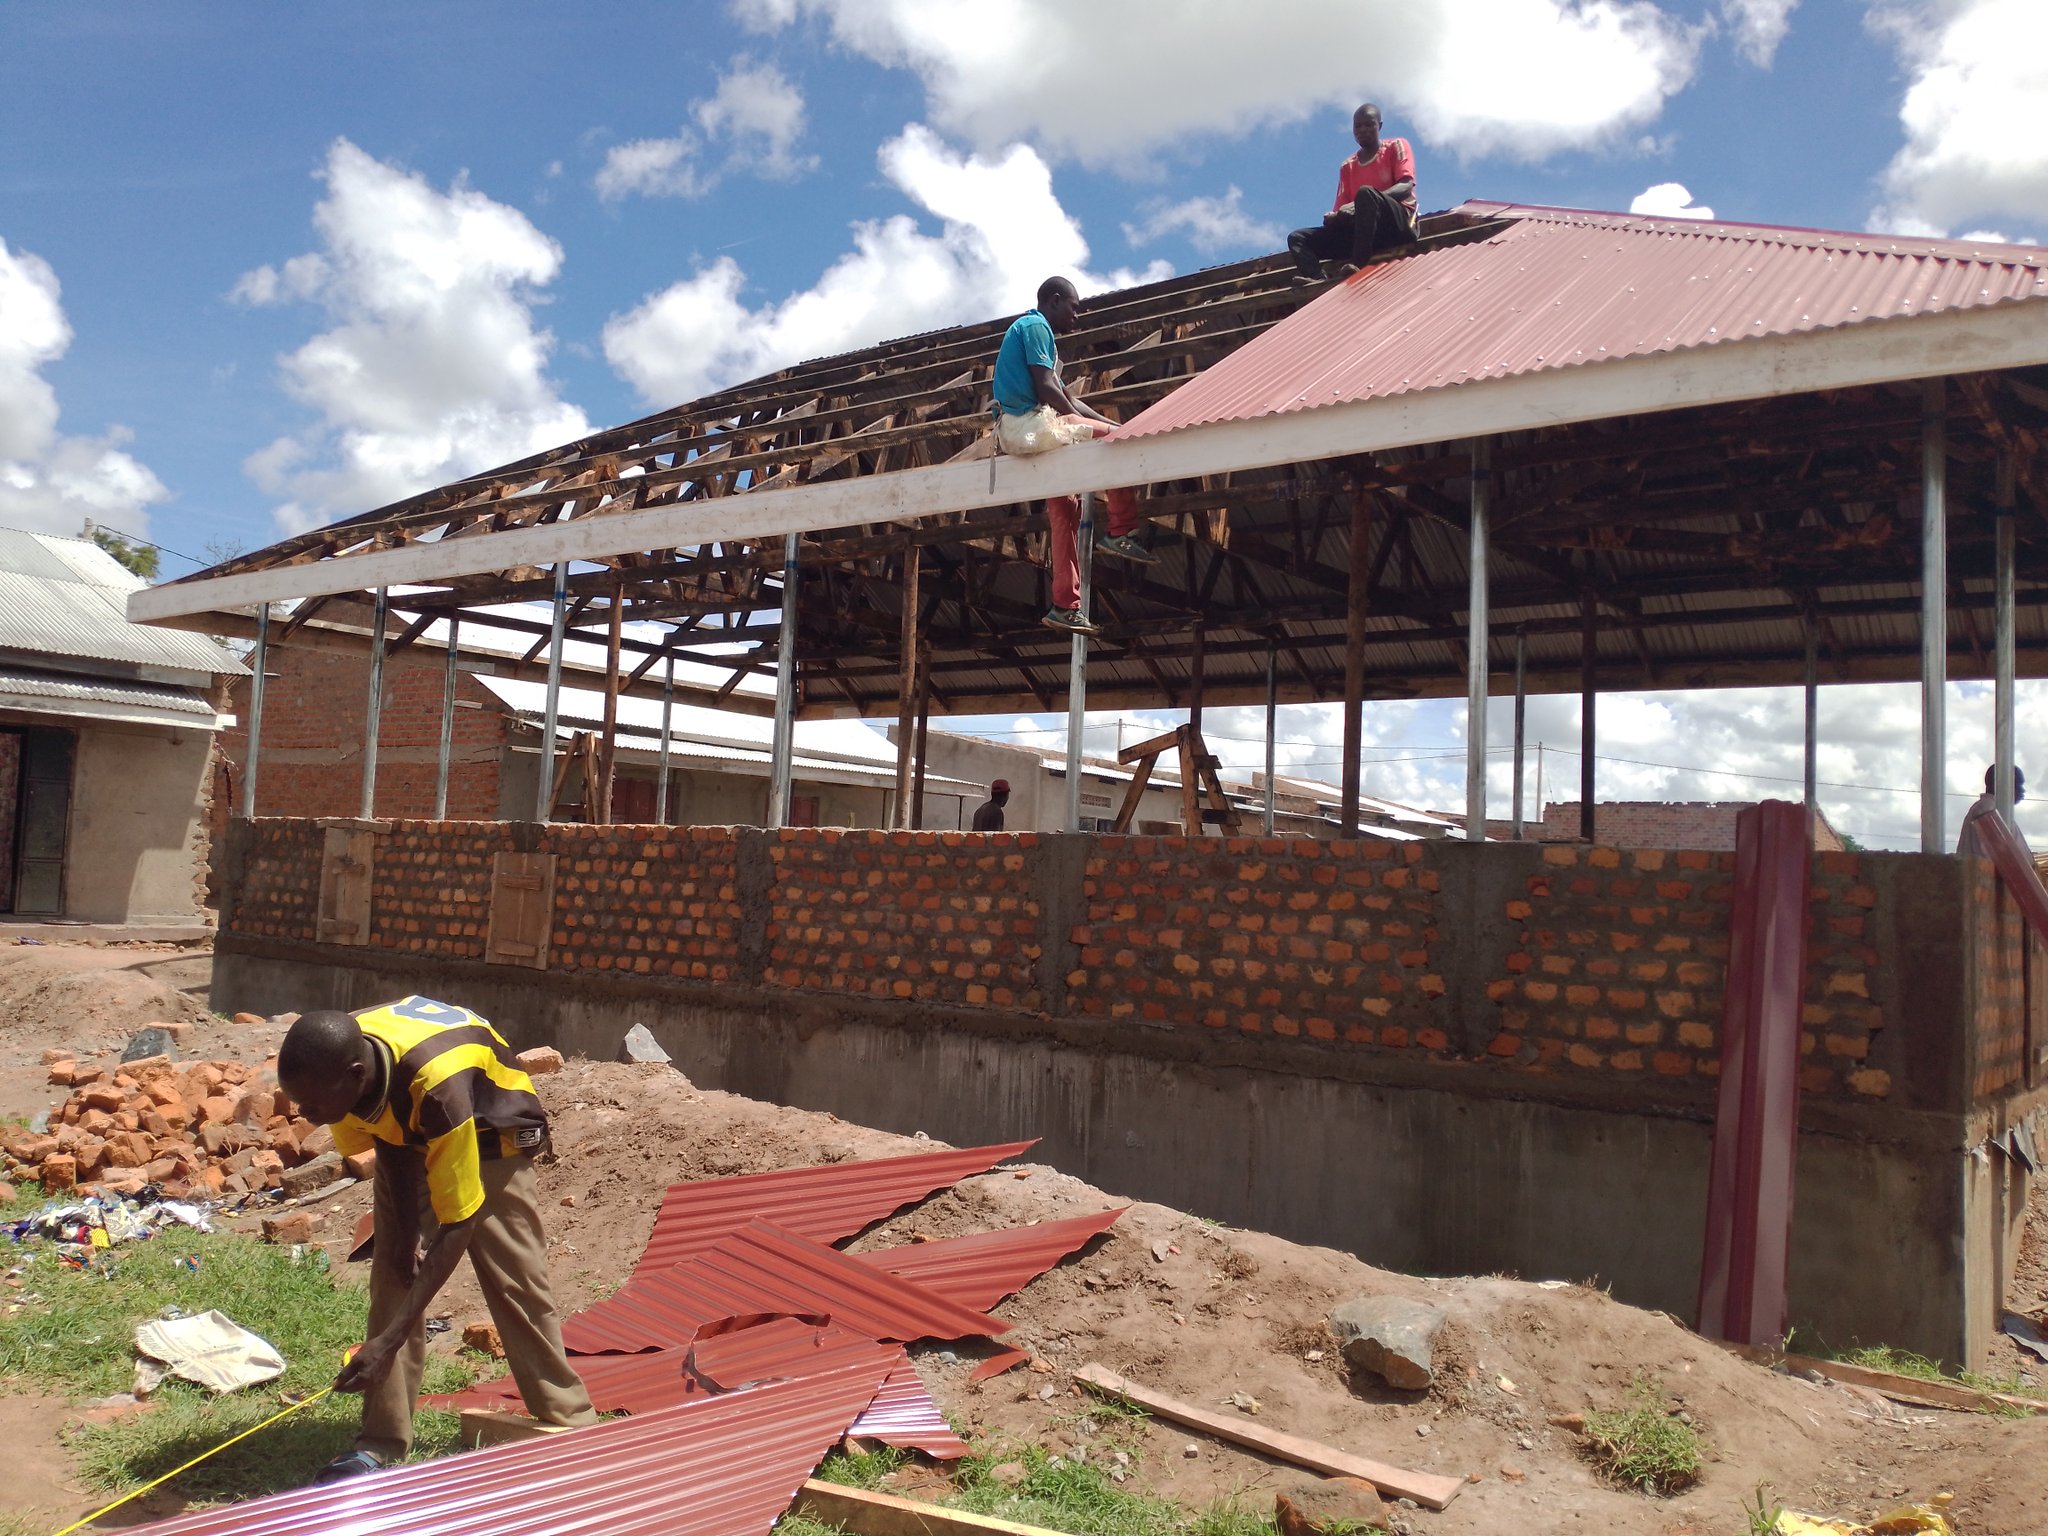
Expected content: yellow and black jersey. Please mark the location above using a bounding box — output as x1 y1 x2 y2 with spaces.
332 996 547 1225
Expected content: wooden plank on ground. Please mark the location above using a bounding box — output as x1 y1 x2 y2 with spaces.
1718 1341 2046 1416
794 1479 1066 1536
1073 1362 1464 1511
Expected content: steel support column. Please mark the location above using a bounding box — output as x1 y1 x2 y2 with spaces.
240 604 270 820
1580 588 1597 843
1263 640 1278 837
912 637 932 831
1064 495 1094 833
1341 492 1371 835
1997 456 2018 823
1511 628 1526 841
1802 623 1818 819
1466 441 1490 841
768 531 800 829
596 585 623 823
434 613 459 820
656 653 675 825
534 562 568 823
893 546 920 829
1921 378 1948 853
359 586 388 821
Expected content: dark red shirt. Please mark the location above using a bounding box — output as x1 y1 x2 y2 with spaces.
1335 139 1417 216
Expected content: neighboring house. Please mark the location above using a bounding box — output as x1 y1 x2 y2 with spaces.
0 529 242 923
213 645 981 833
1484 800 1848 851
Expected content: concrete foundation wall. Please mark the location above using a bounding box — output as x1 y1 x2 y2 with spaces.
68 720 215 923
212 939 1981 1363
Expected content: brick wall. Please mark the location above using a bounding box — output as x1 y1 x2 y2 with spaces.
766 830 1046 1009
1967 858 2029 1101
213 645 512 849
218 820 2017 1116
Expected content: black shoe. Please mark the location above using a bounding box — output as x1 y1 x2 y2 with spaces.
1094 534 1156 566
314 1449 386 1484
1042 607 1100 635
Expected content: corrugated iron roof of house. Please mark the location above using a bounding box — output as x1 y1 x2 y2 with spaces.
0 527 244 679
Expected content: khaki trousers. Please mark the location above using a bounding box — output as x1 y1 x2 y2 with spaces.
357 1153 597 1461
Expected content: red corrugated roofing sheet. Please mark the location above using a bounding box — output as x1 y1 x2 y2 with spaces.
1113 202 2048 442
564 1219 1011 1354
847 1359 972 1460
852 1207 1126 1309
121 1360 892 1536
633 1141 1036 1273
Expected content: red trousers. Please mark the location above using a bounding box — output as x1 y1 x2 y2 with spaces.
1047 488 1138 611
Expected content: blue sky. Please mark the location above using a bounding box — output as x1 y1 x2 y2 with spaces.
4 1 2045 845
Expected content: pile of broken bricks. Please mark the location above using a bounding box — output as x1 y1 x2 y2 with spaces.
3 1039 570 1240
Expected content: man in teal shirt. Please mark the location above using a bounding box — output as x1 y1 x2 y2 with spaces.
992 276 1153 634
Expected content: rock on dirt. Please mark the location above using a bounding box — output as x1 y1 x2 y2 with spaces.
463 1321 506 1358
1273 1475 1388 1536
620 1025 670 1065
1329 1295 1446 1390
516 1046 564 1075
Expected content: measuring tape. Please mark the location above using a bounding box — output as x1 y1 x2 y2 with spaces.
51 1350 358 1536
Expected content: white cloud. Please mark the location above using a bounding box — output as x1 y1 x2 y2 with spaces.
1123 187 1283 254
1720 0 1797 66
0 237 169 538
735 0 1702 166
595 55 813 202
1870 0 2048 236
596 136 707 202
1629 181 1714 219
236 139 589 535
603 123 1170 405
695 56 813 179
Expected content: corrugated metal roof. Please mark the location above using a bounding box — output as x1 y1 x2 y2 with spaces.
847 1359 972 1460
563 1219 1011 1354
0 529 243 677
853 1208 1126 1310
1115 202 2048 441
629 1140 1036 1276
0 666 219 723
122 1359 893 1536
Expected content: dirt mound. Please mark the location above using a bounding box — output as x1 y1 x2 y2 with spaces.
0 944 209 1063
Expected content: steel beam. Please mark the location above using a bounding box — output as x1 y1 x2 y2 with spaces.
1466 441 1490 841
1065 495 1094 833
241 605 270 820
1997 454 2017 823
656 652 675 825
1263 640 1278 837
435 614 459 820
768 532 800 829
1921 378 1947 853
535 562 568 823
359 586 388 820
1511 628 1526 841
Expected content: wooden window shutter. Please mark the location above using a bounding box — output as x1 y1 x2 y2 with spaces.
486 852 555 969
316 828 375 946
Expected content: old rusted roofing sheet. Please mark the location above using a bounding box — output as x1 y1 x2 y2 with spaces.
853 1207 1126 1309
632 1140 1036 1273
1113 202 2048 441
123 1359 892 1536
564 1219 1012 1354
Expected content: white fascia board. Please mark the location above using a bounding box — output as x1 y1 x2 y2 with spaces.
126 299 2048 625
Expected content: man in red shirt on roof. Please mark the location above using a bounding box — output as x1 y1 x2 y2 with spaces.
1287 103 1418 284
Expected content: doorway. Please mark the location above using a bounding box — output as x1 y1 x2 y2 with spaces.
0 727 75 915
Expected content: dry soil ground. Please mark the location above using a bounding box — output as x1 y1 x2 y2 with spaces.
0 940 2044 1535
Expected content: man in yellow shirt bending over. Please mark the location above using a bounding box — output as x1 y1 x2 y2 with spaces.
278 996 597 1482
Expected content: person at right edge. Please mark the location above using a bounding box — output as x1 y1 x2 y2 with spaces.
1287 103 1418 284
991 275 1156 634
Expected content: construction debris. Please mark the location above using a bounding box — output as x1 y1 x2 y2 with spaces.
620 1024 670 1065
1073 1362 1464 1510
1272 1474 1388 1536
7 1054 367 1203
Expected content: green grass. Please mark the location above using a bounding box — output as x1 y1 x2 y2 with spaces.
1837 1345 2046 1414
1580 1378 1704 1497
798 1441 1306 1536
0 1191 468 1506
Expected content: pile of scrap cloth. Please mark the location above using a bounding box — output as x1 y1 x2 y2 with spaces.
112 1139 1118 1536
430 1137 1110 1449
